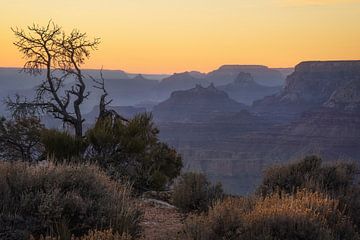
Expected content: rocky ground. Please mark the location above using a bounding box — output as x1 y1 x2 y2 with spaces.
138 198 184 240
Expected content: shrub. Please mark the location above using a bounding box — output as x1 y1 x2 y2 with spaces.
86 113 182 192
338 186 360 231
41 129 88 162
257 155 360 236
0 162 142 240
243 190 359 240
172 172 224 213
257 155 356 197
182 191 359 240
0 116 44 162
183 197 252 240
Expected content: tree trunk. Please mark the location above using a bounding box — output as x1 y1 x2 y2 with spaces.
74 121 83 138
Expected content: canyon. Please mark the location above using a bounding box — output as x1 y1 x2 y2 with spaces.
155 61 360 194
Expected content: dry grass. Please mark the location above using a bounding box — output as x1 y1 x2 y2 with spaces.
182 190 359 240
183 197 253 240
243 190 358 240
34 229 132 240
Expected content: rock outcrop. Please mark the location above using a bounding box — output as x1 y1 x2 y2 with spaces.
219 72 281 105
153 84 247 122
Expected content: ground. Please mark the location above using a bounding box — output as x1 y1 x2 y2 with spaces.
138 199 184 240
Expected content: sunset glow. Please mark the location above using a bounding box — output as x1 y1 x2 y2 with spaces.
1 0 360 73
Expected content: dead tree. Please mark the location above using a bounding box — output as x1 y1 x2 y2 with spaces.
9 21 100 137
90 68 128 123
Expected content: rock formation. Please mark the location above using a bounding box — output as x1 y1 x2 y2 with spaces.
254 61 360 122
206 65 285 86
219 72 281 105
156 72 209 99
153 84 247 122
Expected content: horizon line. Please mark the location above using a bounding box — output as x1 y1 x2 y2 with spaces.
2 59 360 75
0 63 300 75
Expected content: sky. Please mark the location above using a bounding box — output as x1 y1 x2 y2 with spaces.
0 0 360 74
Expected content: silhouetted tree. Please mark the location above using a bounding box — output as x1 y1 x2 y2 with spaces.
8 21 100 137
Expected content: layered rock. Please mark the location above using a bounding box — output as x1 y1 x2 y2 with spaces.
219 72 281 105
324 80 360 111
254 61 360 122
159 107 360 195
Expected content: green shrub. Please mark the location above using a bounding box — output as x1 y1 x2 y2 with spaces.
41 129 88 162
0 162 142 240
172 172 224 213
86 113 182 192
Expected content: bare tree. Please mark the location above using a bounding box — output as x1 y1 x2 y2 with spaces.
9 21 100 137
90 68 128 122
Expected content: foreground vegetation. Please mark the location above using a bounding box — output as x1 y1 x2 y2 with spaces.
0 162 141 239
1 155 360 239
181 156 360 240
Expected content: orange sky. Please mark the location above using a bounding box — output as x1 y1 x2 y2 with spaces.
0 0 360 74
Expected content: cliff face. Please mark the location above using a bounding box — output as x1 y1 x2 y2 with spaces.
324 80 360 111
283 61 360 103
254 61 360 121
153 84 247 122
